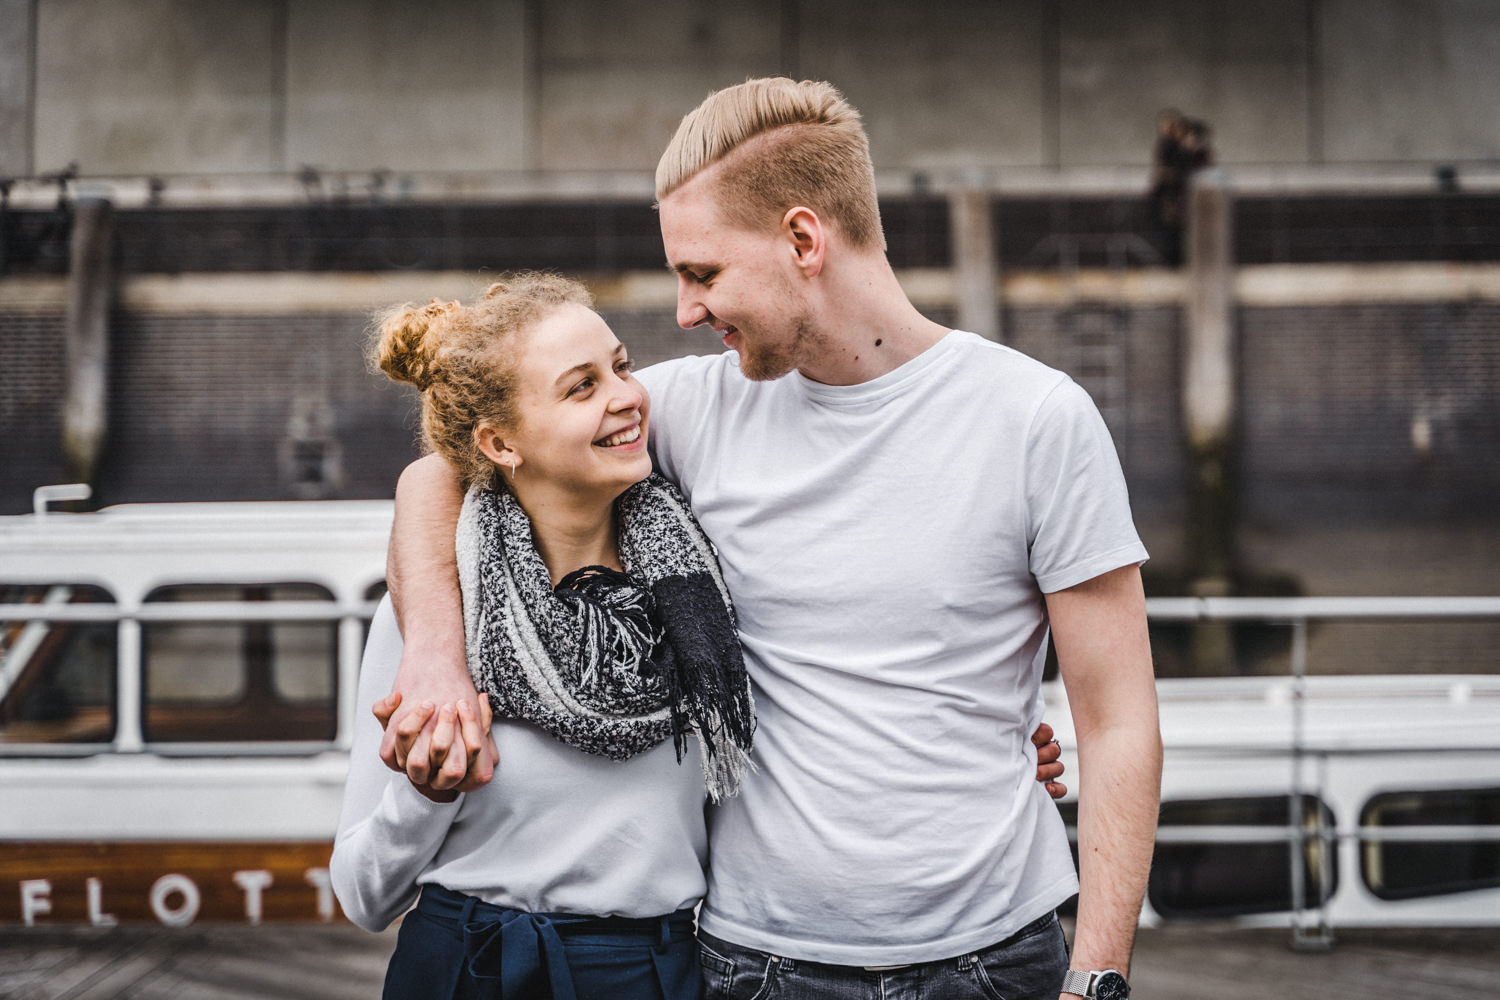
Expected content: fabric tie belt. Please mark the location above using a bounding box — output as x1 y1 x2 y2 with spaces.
415 884 695 1000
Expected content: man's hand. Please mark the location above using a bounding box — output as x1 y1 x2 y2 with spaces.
1031 721 1068 799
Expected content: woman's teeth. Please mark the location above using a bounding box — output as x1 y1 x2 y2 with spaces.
598 426 640 448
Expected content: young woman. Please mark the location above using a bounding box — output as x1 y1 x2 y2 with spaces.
330 273 1067 1000
332 273 754 1000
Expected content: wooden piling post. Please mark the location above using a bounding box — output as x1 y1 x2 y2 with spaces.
62 197 114 491
948 185 1000 342
1183 171 1238 667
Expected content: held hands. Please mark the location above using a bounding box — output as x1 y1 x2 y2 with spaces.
374 667 497 803
1032 722 1068 799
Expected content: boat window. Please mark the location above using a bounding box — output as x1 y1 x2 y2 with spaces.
1148 795 1338 919
141 583 337 743
0 584 117 745
1362 788 1500 900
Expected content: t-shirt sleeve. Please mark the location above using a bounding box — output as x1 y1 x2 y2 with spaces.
637 354 720 495
1024 377 1149 593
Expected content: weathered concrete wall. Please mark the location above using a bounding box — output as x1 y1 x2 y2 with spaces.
33 0 281 175
801 2 1051 171
0 0 33 177
1058 0 1311 166
15 0 1500 179
1320 0 1500 163
536 0 784 172
286 0 529 173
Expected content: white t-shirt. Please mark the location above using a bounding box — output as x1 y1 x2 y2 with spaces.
638 330 1147 966
330 596 708 932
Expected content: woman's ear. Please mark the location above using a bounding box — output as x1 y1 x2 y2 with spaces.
782 206 825 277
475 423 520 474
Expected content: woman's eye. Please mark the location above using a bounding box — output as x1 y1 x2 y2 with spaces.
568 378 594 397
616 360 635 375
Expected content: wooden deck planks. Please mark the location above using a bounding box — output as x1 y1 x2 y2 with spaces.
1 922 1497 999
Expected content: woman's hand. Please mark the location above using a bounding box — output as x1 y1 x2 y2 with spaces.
1032 722 1068 799
374 691 497 803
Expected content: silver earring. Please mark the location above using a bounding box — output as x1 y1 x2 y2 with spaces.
508 460 516 479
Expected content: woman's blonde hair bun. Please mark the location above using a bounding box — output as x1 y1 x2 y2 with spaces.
374 298 461 391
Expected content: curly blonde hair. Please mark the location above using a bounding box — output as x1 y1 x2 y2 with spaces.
655 77 884 251
372 272 594 488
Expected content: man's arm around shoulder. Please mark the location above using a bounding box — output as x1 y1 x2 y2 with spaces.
1046 563 1161 994
380 454 495 796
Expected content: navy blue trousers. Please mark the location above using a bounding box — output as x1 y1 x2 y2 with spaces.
383 885 701 1000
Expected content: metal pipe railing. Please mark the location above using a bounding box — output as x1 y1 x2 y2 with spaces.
1140 594 1500 947
5 594 1499 943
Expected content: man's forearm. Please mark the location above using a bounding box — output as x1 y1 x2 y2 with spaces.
381 454 493 791
1045 564 1161 986
1069 719 1163 976
388 454 467 680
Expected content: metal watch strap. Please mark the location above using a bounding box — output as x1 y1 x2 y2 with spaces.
1062 970 1095 996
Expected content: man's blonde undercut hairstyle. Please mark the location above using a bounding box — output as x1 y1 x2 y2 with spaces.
655 77 886 252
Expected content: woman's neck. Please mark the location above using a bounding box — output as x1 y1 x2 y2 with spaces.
516 490 621 586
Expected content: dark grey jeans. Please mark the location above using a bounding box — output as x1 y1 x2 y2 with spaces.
697 911 1069 1000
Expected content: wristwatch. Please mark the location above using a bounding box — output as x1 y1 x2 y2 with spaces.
1062 969 1130 999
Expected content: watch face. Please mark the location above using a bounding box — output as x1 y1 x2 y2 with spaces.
1094 971 1130 1000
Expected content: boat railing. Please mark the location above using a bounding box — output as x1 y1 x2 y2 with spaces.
1140 595 1500 946
1 598 383 756
5 592 1499 940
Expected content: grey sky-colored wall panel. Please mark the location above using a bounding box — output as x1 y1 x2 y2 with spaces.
1058 0 1310 167
17 0 1500 180
535 1 782 172
285 0 528 173
34 0 280 175
801 2 1050 171
0 0 34 177
1320 0 1500 163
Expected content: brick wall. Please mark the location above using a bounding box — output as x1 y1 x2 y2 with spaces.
1240 301 1500 523
97 311 416 505
0 309 68 502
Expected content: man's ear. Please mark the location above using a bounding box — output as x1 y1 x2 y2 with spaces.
475 423 520 473
782 206 825 277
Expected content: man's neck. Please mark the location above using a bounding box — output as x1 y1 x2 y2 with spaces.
792 256 951 386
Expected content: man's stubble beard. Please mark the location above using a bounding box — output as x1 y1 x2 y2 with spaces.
738 314 819 382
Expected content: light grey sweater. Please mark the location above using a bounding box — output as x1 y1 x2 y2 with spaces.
330 597 709 932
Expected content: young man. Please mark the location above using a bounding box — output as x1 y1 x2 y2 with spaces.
380 78 1161 1000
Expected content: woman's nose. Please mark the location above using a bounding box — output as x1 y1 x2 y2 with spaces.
608 379 644 412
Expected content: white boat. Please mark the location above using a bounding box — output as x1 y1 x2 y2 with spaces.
1 492 389 925
3 491 1498 933
1048 671 1500 938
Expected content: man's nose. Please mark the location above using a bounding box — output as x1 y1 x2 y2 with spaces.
676 285 707 330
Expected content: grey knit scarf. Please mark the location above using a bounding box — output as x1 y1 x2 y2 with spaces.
455 473 754 801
